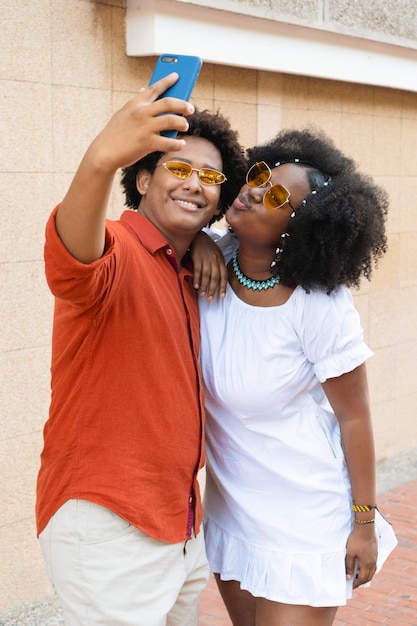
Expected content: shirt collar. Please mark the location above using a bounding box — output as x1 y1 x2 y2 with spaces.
119 210 193 274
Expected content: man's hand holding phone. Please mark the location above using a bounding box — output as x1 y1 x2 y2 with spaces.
87 73 194 174
89 53 202 170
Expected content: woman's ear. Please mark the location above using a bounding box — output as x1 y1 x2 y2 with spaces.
136 170 151 194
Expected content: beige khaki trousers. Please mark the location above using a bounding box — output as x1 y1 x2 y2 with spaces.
39 499 209 626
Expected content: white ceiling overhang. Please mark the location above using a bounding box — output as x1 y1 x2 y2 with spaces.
126 0 417 92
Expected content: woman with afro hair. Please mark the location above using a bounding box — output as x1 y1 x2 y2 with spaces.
194 127 397 625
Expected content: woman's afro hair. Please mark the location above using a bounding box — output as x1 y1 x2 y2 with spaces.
247 127 389 293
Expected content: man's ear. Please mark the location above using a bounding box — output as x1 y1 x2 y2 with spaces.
136 170 151 194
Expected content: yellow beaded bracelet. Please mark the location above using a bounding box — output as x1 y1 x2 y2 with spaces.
354 517 376 524
352 503 377 513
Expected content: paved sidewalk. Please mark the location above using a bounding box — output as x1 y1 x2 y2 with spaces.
198 477 417 625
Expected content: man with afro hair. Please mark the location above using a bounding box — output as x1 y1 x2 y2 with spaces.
36 72 246 625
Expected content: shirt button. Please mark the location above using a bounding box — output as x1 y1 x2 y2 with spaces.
166 248 173 256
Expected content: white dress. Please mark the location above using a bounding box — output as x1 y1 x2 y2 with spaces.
199 246 397 607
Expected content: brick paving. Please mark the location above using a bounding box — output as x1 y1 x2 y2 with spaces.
198 479 417 625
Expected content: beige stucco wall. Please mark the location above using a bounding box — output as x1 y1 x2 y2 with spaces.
1 0 416 613
187 0 417 47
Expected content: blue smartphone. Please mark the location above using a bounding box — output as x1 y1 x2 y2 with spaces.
148 53 203 138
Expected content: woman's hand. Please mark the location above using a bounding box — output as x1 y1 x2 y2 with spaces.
190 231 228 300
323 365 378 588
345 523 378 588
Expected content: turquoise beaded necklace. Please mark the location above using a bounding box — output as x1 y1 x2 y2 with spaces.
231 251 280 291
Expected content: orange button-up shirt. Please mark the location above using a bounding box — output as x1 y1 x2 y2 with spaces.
36 208 205 543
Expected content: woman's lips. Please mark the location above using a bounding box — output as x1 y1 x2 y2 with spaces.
231 193 250 210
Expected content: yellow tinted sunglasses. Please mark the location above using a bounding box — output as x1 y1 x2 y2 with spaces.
246 161 293 210
161 160 227 185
